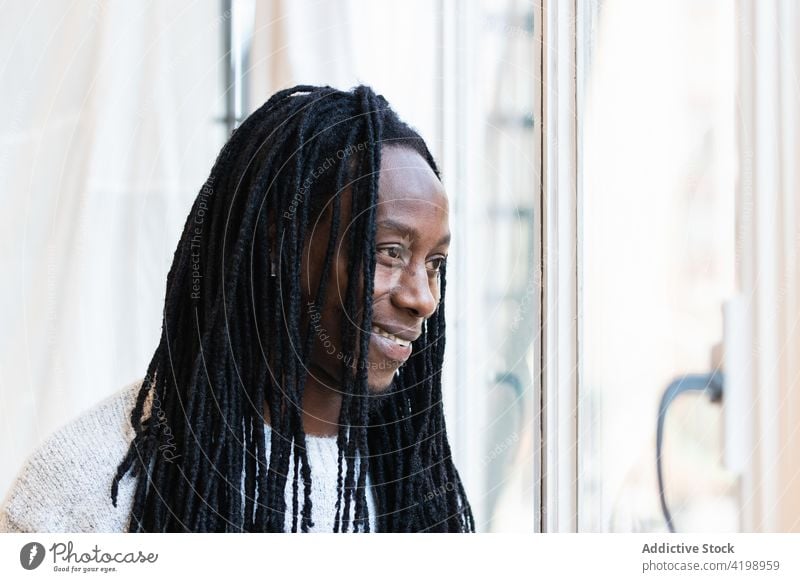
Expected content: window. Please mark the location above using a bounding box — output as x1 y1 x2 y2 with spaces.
577 0 737 532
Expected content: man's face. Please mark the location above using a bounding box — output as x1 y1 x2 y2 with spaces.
299 146 450 394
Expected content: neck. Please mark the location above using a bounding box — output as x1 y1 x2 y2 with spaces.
264 370 343 438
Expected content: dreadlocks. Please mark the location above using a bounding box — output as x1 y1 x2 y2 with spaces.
111 84 475 533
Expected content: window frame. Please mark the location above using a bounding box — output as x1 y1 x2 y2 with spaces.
541 0 579 533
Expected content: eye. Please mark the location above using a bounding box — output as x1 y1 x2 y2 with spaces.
378 245 404 260
426 256 447 274
377 245 411 267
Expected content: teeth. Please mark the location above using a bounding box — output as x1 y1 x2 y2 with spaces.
371 326 411 347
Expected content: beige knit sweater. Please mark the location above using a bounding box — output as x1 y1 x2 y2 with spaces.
0 379 376 533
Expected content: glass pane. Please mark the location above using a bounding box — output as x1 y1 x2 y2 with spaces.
439 0 539 532
578 0 738 532
475 0 538 532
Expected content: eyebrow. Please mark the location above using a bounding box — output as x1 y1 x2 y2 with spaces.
376 218 451 248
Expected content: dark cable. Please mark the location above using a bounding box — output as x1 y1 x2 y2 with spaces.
656 371 724 533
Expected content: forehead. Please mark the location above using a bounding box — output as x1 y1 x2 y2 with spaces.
376 147 449 223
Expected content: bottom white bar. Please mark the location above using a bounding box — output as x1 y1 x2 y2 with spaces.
1 533 799 581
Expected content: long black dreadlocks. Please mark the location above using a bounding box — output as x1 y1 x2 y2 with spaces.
111 84 474 533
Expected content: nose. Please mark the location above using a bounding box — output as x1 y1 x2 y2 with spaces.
390 262 439 320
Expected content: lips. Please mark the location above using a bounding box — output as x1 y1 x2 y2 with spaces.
371 325 412 347
369 324 415 363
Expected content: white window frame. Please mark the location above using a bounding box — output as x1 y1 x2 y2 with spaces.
541 0 579 533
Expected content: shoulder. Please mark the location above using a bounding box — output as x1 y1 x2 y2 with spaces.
0 379 146 533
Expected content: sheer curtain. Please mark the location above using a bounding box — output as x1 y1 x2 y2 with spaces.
0 0 224 497
249 0 439 146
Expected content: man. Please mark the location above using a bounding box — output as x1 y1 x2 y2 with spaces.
0 85 473 533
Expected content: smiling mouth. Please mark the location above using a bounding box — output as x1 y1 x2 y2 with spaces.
371 326 411 347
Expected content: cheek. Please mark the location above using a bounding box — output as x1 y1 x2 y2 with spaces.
300 236 347 304
373 264 396 293
371 267 443 305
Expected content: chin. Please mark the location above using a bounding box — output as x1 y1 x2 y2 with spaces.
366 369 398 394
366 375 399 415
